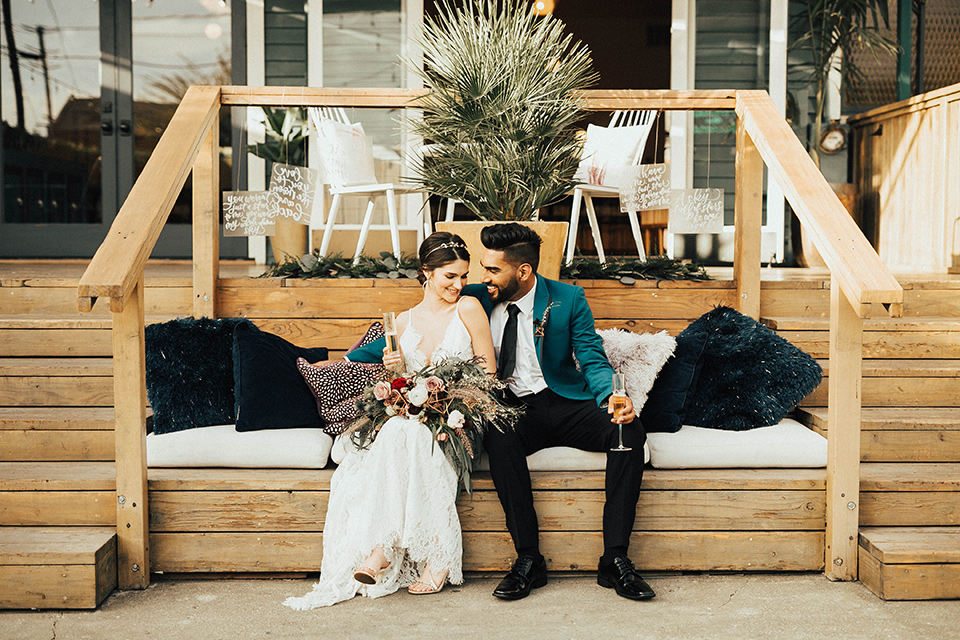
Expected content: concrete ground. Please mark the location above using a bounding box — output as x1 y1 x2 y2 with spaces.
3 573 957 640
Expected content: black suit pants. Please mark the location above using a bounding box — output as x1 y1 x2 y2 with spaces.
484 389 646 557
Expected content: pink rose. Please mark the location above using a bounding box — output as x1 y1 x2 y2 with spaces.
373 381 392 401
424 376 445 394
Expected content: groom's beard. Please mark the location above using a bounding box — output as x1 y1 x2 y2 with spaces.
487 277 521 304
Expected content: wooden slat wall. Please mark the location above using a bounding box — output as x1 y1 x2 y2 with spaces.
851 83 960 273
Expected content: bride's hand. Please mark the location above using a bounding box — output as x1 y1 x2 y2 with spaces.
383 346 404 369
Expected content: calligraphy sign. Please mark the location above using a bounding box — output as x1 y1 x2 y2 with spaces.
222 191 278 237
619 163 671 212
269 162 322 225
668 188 725 233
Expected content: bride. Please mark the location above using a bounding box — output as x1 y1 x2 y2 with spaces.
284 232 497 609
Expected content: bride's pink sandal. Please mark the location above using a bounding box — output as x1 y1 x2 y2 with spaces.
354 549 390 585
408 567 448 595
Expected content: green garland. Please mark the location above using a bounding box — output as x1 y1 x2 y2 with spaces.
560 254 711 283
261 251 710 283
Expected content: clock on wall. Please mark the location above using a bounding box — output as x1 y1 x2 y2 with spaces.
818 122 848 155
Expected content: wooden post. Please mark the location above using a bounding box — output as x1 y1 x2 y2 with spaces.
734 115 763 320
112 276 149 589
193 118 220 319
825 277 863 581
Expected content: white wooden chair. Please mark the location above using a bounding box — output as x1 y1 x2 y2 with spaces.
309 107 425 264
566 110 658 263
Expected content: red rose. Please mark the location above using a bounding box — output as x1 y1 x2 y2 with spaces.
391 377 408 390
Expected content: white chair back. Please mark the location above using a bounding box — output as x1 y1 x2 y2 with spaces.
308 107 377 188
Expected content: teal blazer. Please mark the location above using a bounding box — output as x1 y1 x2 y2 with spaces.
347 274 615 407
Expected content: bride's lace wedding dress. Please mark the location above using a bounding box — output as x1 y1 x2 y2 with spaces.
284 301 473 610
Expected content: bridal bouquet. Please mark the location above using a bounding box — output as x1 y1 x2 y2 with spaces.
349 356 522 493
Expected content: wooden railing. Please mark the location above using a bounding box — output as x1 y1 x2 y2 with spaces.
78 86 902 589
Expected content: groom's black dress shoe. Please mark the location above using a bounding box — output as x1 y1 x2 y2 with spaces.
597 556 656 600
492 556 548 600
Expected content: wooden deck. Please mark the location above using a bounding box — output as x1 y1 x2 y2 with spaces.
3 262 960 603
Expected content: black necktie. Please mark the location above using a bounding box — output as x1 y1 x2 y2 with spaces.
498 303 521 380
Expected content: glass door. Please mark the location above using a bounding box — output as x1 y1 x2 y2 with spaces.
1 0 116 256
0 0 245 258
131 0 245 258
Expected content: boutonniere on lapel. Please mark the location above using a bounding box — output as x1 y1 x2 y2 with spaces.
533 299 559 340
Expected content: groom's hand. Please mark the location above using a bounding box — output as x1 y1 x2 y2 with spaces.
608 395 636 424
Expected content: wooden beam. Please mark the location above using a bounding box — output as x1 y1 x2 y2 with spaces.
217 86 738 111
825 277 863 581
192 117 220 319
112 277 149 589
736 91 902 310
734 115 763 319
78 86 221 308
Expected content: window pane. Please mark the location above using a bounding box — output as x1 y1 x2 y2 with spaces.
1 1 102 224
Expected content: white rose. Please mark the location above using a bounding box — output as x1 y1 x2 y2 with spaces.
447 410 465 429
407 384 429 407
385 405 396 416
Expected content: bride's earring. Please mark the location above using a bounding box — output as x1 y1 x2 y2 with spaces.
423 279 434 293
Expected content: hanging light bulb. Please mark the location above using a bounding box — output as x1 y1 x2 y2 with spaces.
533 0 555 15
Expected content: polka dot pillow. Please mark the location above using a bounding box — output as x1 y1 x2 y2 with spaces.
297 359 385 436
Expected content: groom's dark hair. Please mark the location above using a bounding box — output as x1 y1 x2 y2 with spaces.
480 223 542 272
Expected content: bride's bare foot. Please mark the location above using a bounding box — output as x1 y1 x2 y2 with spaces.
408 564 448 594
354 547 390 585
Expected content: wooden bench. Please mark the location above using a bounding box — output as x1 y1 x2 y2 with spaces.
147 466 827 574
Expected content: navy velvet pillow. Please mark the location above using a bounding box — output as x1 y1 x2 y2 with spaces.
233 323 329 432
682 306 823 431
639 326 709 433
145 317 253 435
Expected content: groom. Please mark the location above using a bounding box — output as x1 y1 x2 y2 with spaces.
347 223 652 601
466 223 652 601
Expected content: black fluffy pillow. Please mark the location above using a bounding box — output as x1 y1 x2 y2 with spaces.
640 328 709 433
681 306 823 431
145 317 253 435
233 323 329 432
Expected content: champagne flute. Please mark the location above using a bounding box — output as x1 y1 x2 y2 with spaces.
610 373 632 452
383 312 399 355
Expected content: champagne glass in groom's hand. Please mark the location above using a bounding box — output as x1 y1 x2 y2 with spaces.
609 373 632 452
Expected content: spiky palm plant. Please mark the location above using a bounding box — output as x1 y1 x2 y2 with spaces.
790 0 899 166
409 0 597 220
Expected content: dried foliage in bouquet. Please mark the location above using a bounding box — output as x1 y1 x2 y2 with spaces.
348 356 522 494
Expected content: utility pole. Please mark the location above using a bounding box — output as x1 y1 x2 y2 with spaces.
1 0 25 131
18 26 54 129
36 26 52 127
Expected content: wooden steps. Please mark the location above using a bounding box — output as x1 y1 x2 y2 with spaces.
860 463 960 527
0 462 117 527
0 526 117 609
797 407 960 463
0 408 129 462
145 467 826 573
0 358 115 407
801 359 960 407
859 527 960 600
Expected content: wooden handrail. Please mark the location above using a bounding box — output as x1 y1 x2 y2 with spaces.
78 85 221 311
218 85 738 111
736 91 903 312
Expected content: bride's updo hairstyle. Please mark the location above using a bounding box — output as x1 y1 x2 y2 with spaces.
417 231 470 284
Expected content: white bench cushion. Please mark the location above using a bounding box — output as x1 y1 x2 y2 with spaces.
332 435 649 469
646 418 827 469
147 425 333 468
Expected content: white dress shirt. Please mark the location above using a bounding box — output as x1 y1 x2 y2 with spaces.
491 281 548 397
